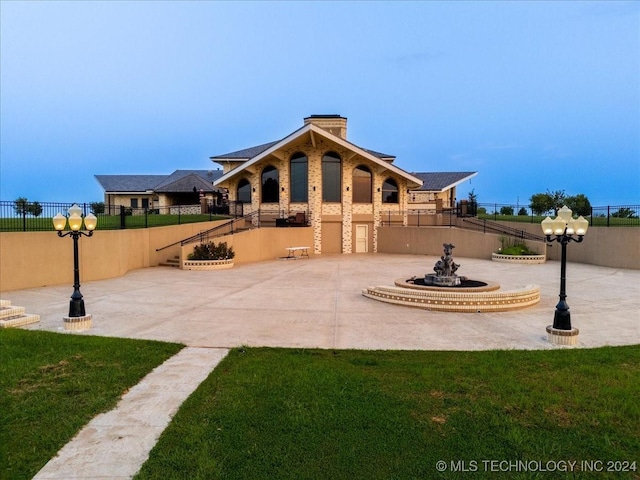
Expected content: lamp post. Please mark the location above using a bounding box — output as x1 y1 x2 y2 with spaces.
540 205 588 345
53 204 97 330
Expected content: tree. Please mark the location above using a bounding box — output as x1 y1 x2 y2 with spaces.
13 197 29 215
565 194 591 217
13 198 43 217
27 201 43 217
91 202 105 215
518 207 528 216
500 206 514 215
529 193 555 216
529 190 567 216
467 189 477 203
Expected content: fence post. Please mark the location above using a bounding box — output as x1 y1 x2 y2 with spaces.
607 205 610 227
178 205 181 225
145 208 148 228
119 205 125 229
22 211 26 232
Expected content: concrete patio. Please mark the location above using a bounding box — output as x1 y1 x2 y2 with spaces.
6 253 639 479
9 253 640 350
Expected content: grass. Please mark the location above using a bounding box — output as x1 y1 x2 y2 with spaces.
0 329 183 480
136 346 640 480
0 213 228 232
479 213 639 227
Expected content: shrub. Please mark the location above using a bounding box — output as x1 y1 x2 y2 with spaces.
497 236 538 255
188 241 235 260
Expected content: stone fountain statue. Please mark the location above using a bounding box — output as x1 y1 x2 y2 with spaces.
425 243 462 286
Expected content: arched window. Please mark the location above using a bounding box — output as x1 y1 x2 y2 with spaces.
322 151 341 202
237 178 251 204
382 178 399 203
353 165 372 203
261 166 279 203
290 152 308 202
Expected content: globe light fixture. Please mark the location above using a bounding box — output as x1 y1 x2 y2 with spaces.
541 205 588 345
52 204 97 329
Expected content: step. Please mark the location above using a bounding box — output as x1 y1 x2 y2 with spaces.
159 257 180 268
0 314 41 328
0 306 26 320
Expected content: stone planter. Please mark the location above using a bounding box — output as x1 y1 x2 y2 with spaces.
491 253 546 264
181 258 234 271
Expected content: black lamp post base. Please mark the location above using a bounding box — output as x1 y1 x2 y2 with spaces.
63 314 92 331
546 325 579 346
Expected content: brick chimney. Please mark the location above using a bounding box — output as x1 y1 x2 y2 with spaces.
303 114 347 140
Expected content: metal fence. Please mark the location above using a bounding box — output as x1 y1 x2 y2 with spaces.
475 203 640 227
1 199 638 232
0 200 232 232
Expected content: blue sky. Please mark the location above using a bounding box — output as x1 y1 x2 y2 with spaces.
1 1 638 207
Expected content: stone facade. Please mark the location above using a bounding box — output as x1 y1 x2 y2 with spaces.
221 133 414 254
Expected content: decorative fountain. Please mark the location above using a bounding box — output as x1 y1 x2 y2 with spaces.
362 243 541 312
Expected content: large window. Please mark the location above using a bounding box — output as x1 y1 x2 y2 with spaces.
290 152 308 202
237 178 251 203
382 178 399 203
261 166 279 203
353 165 372 203
322 151 341 202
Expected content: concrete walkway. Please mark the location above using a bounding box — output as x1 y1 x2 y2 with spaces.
33 347 229 480
4 254 639 478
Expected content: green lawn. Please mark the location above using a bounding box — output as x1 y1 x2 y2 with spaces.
478 213 639 227
0 329 183 480
136 346 640 480
2 333 638 480
0 213 228 231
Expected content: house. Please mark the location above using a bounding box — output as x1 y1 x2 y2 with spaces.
95 170 225 214
211 115 476 254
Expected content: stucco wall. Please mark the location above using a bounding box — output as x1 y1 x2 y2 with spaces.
377 225 639 269
181 227 314 265
0 220 229 292
486 222 640 269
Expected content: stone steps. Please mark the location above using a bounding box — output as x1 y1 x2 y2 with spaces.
159 256 180 268
0 299 40 328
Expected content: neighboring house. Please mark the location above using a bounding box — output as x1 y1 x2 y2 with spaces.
211 115 476 254
95 170 225 214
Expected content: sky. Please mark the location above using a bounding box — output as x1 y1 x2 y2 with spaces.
1 0 638 207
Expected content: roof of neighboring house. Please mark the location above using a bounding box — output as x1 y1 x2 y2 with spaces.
212 123 422 187
95 170 225 193
410 172 477 192
94 175 166 193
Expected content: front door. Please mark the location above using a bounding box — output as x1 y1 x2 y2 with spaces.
355 224 368 253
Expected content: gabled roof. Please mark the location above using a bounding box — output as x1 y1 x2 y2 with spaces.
154 170 223 190
410 172 477 192
213 123 422 188
94 175 166 193
155 173 219 193
95 170 225 194
210 141 281 161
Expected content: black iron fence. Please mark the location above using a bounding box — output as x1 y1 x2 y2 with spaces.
1 199 638 232
474 203 640 227
0 200 232 232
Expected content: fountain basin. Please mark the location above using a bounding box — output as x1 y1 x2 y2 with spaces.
363 283 540 312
